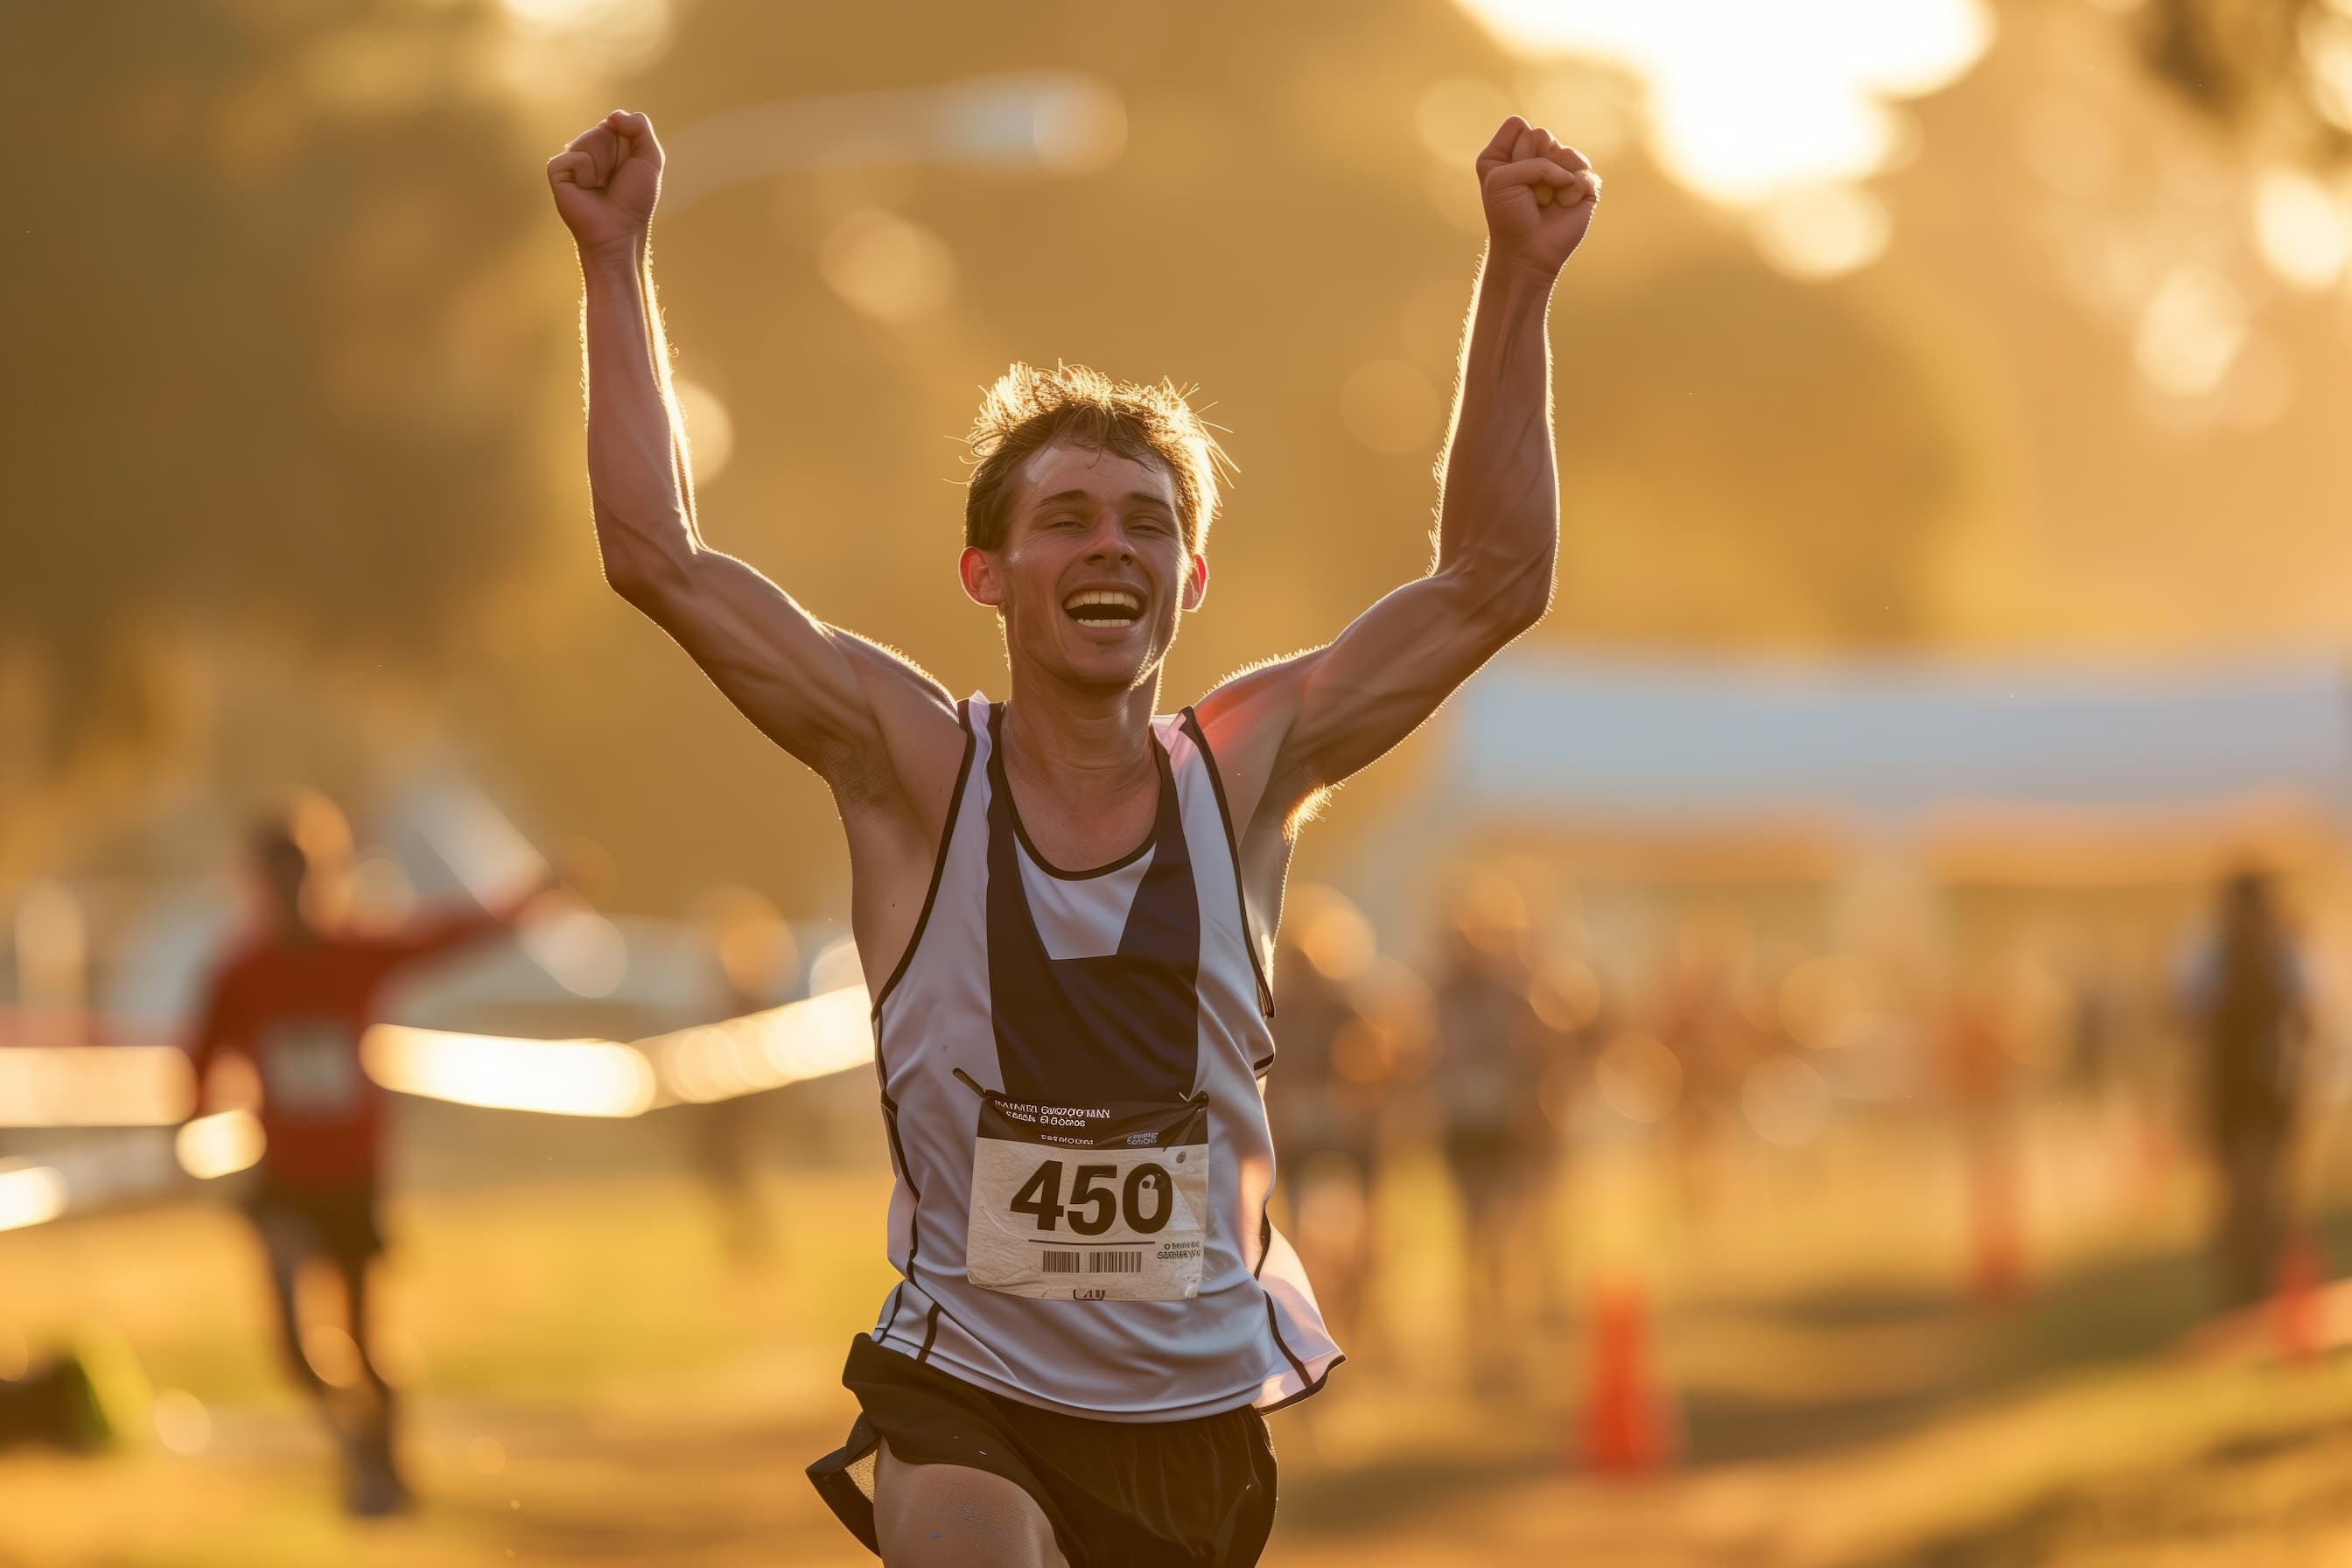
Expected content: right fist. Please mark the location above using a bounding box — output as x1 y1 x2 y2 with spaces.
547 110 663 256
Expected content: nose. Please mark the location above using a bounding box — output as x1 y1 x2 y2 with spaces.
1084 512 1134 562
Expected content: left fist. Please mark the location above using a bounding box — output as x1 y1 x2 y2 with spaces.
1476 117 1600 278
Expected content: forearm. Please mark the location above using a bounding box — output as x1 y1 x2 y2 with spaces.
579 237 704 594
1432 252 1559 626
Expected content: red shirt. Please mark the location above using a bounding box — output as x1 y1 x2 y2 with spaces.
188 906 514 1188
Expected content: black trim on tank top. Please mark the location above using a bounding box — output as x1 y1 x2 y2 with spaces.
878 1096 920 1203
1262 1293 1312 1387
877 1094 924 1335
988 703 1160 879
1178 707 1277 1021
869 701 978 1021
916 1303 942 1363
1256 1352 1346 1413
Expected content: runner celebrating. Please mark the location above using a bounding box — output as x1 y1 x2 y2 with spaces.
186 794 547 1516
547 107 1596 1568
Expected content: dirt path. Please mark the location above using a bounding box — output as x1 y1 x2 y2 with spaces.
8 1151 2352 1565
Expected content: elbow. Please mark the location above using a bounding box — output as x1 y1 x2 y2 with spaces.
1443 524 1554 642
1470 550 1554 642
603 555 664 611
590 489 696 613
597 523 696 617
1496 568 1552 639
605 550 697 626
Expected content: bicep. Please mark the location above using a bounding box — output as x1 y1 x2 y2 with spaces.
627 546 953 789
1215 570 1522 821
374 907 511 969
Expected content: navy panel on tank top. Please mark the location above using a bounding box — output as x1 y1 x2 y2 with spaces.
985 704 1200 1104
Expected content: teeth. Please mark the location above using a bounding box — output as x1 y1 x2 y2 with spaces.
1064 590 1143 613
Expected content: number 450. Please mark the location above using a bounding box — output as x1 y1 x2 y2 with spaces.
1009 1160 1173 1236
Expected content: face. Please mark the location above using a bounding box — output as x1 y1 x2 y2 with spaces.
962 443 1208 697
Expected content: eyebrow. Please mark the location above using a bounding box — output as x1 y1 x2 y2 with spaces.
1032 489 1174 514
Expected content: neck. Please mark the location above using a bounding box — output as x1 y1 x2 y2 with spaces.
1001 662 1161 799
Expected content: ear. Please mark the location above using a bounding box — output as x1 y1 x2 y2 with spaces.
960 545 1005 609
1181 550 1209 612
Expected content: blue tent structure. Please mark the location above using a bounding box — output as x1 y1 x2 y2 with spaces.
1438 653 2352 826
1345 652 2352 948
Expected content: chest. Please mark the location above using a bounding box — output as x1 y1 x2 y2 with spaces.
1000 769 1162 872
233 952 378 1031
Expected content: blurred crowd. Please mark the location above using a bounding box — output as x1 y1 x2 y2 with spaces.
1264 860 2342 1369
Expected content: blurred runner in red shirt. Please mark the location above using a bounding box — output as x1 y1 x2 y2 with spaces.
187 793 544 1516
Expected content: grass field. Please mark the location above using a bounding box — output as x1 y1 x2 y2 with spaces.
8 1103 2352 1566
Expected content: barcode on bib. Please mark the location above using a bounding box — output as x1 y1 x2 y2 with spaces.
1040 1250 1143 1274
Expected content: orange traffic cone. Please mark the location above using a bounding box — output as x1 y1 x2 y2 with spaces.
2272 1230 2327 1364
1578 1281 1676 1474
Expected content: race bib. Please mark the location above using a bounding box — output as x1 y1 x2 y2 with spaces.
256 1018 365 1116
964 1088 1210 1302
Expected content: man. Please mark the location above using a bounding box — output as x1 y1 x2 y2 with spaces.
2176 868 2313 1309
1264 899 1389 1349
186 794 544 1515
546 106 1595 1567
1429 905 1555 1365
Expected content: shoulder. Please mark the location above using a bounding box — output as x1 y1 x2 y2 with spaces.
837 666 976 815
196 937 273 1025
210 933 276 984
1186 652 1318 830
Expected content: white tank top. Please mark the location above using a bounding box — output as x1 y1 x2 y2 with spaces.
863 695 1343 1420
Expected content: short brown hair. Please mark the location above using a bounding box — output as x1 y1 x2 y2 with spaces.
962 362 1229 554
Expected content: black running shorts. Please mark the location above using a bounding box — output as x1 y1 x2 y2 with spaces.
807 1334 1278 1566
245 1174 384 1266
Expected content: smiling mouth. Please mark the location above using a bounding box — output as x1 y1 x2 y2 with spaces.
1063 588 1144 626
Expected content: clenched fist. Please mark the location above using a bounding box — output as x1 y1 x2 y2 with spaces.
1476 117 1600 279
547 109 664 258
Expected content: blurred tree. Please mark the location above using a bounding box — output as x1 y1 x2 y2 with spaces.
1549 259 1970 649
0 0 570 773
2140 0 2352 158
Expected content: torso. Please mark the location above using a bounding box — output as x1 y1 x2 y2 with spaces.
848 694 1340 1419
207 936 397 1186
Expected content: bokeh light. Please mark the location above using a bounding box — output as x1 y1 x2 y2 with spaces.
173 1110 265 1180
1597 1032 1684 1124
672 379 737 487
0 1165 69 1234
150 1390 213 1459
1452 0 1994 204
820 210 958 325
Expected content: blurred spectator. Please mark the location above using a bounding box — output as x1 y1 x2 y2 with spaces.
1265 888 1389 1347
185 792 547 1516
1651 910 1763 1208
1430 892 1558 1359
690 886 801 1263
1939 961 2025 1301
2174 868 2314 1310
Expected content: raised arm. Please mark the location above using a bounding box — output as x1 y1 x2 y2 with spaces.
1197 117 1596 827
544 111 958 798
